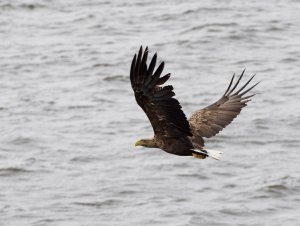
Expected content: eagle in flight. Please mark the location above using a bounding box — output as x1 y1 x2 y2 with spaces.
130 46 259 160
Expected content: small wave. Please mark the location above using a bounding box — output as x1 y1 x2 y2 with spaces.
177 173 208 180
233 60 250 65
248 184 290 199
219 208 243 216
103 75 128 82
252 176 300 199
117 190 137 195
183 22 238 33
183 7 232 15
0 166 31 176
74 199 121 208
281 57 298 63
267 184 290 193
266 26 286 32
70 156 98 163
67 105 95 109
92 63 112 68
0 3 45 10
10 136 35 145
226 34 244 40
72 14 95 23
19 3 39 10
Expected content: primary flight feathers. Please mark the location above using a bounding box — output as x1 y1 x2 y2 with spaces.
130 46 192 137
131 46 258 159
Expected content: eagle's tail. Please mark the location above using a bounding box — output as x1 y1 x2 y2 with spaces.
193 148 223 160
205 148 223 160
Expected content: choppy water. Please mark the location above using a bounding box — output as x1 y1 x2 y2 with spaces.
1 0 300 225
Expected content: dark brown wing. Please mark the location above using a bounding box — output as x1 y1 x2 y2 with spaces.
130 46 192 137
189 70 259 141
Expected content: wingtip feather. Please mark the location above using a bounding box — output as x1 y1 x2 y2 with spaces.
227 70 245 95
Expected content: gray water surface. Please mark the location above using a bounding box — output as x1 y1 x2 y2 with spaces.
1 0 300 225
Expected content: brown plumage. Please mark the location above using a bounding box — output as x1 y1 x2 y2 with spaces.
131 46 259 160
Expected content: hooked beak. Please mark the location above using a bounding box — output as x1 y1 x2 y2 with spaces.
135 140 141 147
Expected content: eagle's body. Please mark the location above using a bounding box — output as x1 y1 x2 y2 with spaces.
131 46 258 160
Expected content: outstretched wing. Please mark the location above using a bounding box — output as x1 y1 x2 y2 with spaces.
130 46 192 137
189 70 259 141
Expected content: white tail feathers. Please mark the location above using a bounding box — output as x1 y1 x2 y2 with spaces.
193 148 223 160
205 149 223 160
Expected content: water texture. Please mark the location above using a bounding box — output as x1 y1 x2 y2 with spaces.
0 0 300 225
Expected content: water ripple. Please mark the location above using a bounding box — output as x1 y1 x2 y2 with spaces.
1 0 300 225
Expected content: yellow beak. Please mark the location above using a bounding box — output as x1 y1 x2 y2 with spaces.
135 140 141 147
